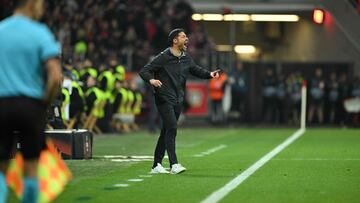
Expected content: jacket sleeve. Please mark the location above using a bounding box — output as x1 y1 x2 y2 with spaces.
139 53 164 84
189 57 212 79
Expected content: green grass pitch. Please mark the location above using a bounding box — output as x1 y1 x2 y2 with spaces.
8 128 360 202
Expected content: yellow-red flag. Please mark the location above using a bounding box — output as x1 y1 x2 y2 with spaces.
6 140 72 203
6 153 23 198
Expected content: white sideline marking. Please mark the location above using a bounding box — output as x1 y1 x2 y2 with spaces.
113 184 129 187
99 155 163 163
101 155 168 159
201 128 305 203
111 158 152 162
273 158 360 161
139 175 152 178
103 155 128 159
194 145 227 157
127 179 143 182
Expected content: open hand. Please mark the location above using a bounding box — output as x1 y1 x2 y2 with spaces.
150 79 162 87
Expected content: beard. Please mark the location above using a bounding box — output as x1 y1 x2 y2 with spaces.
179 43 187 52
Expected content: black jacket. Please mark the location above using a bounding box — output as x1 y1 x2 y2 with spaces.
139 48 212 105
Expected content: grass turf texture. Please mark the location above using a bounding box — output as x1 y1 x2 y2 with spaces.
7 128 360 203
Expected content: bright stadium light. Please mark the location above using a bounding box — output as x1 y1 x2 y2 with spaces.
313 9 325 24
251 14 299 22
223 14 250 21
192 13 299 22
234 45 256 54
201 14 223 21
191 14 203 21
216 45 232 52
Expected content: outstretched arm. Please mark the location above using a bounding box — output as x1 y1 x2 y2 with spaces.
190 58 220 79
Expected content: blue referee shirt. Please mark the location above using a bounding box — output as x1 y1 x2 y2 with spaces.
0 15 60 100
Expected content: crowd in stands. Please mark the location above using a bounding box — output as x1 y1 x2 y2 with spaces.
2 1 359 129
39 0 212 71
45 57 143 134
223 65 360 126
1 0 213 133
305 68 360 126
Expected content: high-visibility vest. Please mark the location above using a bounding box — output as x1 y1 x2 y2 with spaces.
209 74 227 100
133 91 143 115
89 68 98 78
85 87 106 118
61 88 70 120
114 74 123 83
79 67 98 79
115 65 125 82
71 69 80 80
126 90 135 113
98 70 115 102
117 88 128 114
98 70 115 92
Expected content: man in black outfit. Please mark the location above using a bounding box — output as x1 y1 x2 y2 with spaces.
139 28 219 174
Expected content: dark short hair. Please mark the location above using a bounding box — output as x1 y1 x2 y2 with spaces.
14 0 27 8
168 28 185 46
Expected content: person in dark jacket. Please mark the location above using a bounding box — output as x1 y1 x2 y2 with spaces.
262 68 277 123
327 72 339 124
308 68 325 124
139 28 219 174
338 73 351 125
228 62 247 122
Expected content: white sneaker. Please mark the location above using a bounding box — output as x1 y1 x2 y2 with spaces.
150 163 169 174
170 163 186 174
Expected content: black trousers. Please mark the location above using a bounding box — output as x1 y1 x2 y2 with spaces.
262 96 277 123
0 97 46 160
210 99 223 124
153 103 182 167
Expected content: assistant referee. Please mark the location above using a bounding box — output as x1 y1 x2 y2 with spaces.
139 28 219 174
0 0 62 202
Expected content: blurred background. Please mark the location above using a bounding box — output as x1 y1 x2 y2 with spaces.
1 0 360 133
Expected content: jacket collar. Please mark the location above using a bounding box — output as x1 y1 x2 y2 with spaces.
165 47 186 57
